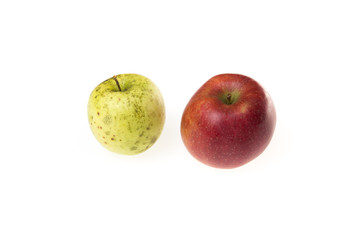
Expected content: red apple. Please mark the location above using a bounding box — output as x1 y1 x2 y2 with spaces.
181 74 276 169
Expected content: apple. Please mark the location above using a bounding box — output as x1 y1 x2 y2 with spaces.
181 74 276 169
88 74 165 155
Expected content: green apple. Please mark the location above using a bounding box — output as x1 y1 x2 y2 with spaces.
88 74 165 155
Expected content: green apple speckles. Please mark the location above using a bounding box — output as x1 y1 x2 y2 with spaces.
88 74 165 155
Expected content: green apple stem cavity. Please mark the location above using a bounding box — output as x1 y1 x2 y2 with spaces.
221 92 240 105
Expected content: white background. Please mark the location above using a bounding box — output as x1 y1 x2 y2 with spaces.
1 0 359 239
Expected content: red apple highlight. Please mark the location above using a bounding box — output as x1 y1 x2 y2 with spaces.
181 74 276 169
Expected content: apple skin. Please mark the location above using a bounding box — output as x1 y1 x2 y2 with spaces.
181 74 276 169
88 74 165 155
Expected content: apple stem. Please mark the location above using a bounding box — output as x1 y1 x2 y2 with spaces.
227 93 232 104
113 76 122 91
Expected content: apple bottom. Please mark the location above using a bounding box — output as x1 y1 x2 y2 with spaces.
186 137 273 169
182 117 275 169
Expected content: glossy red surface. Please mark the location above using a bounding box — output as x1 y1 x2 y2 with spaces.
181 74 276 169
